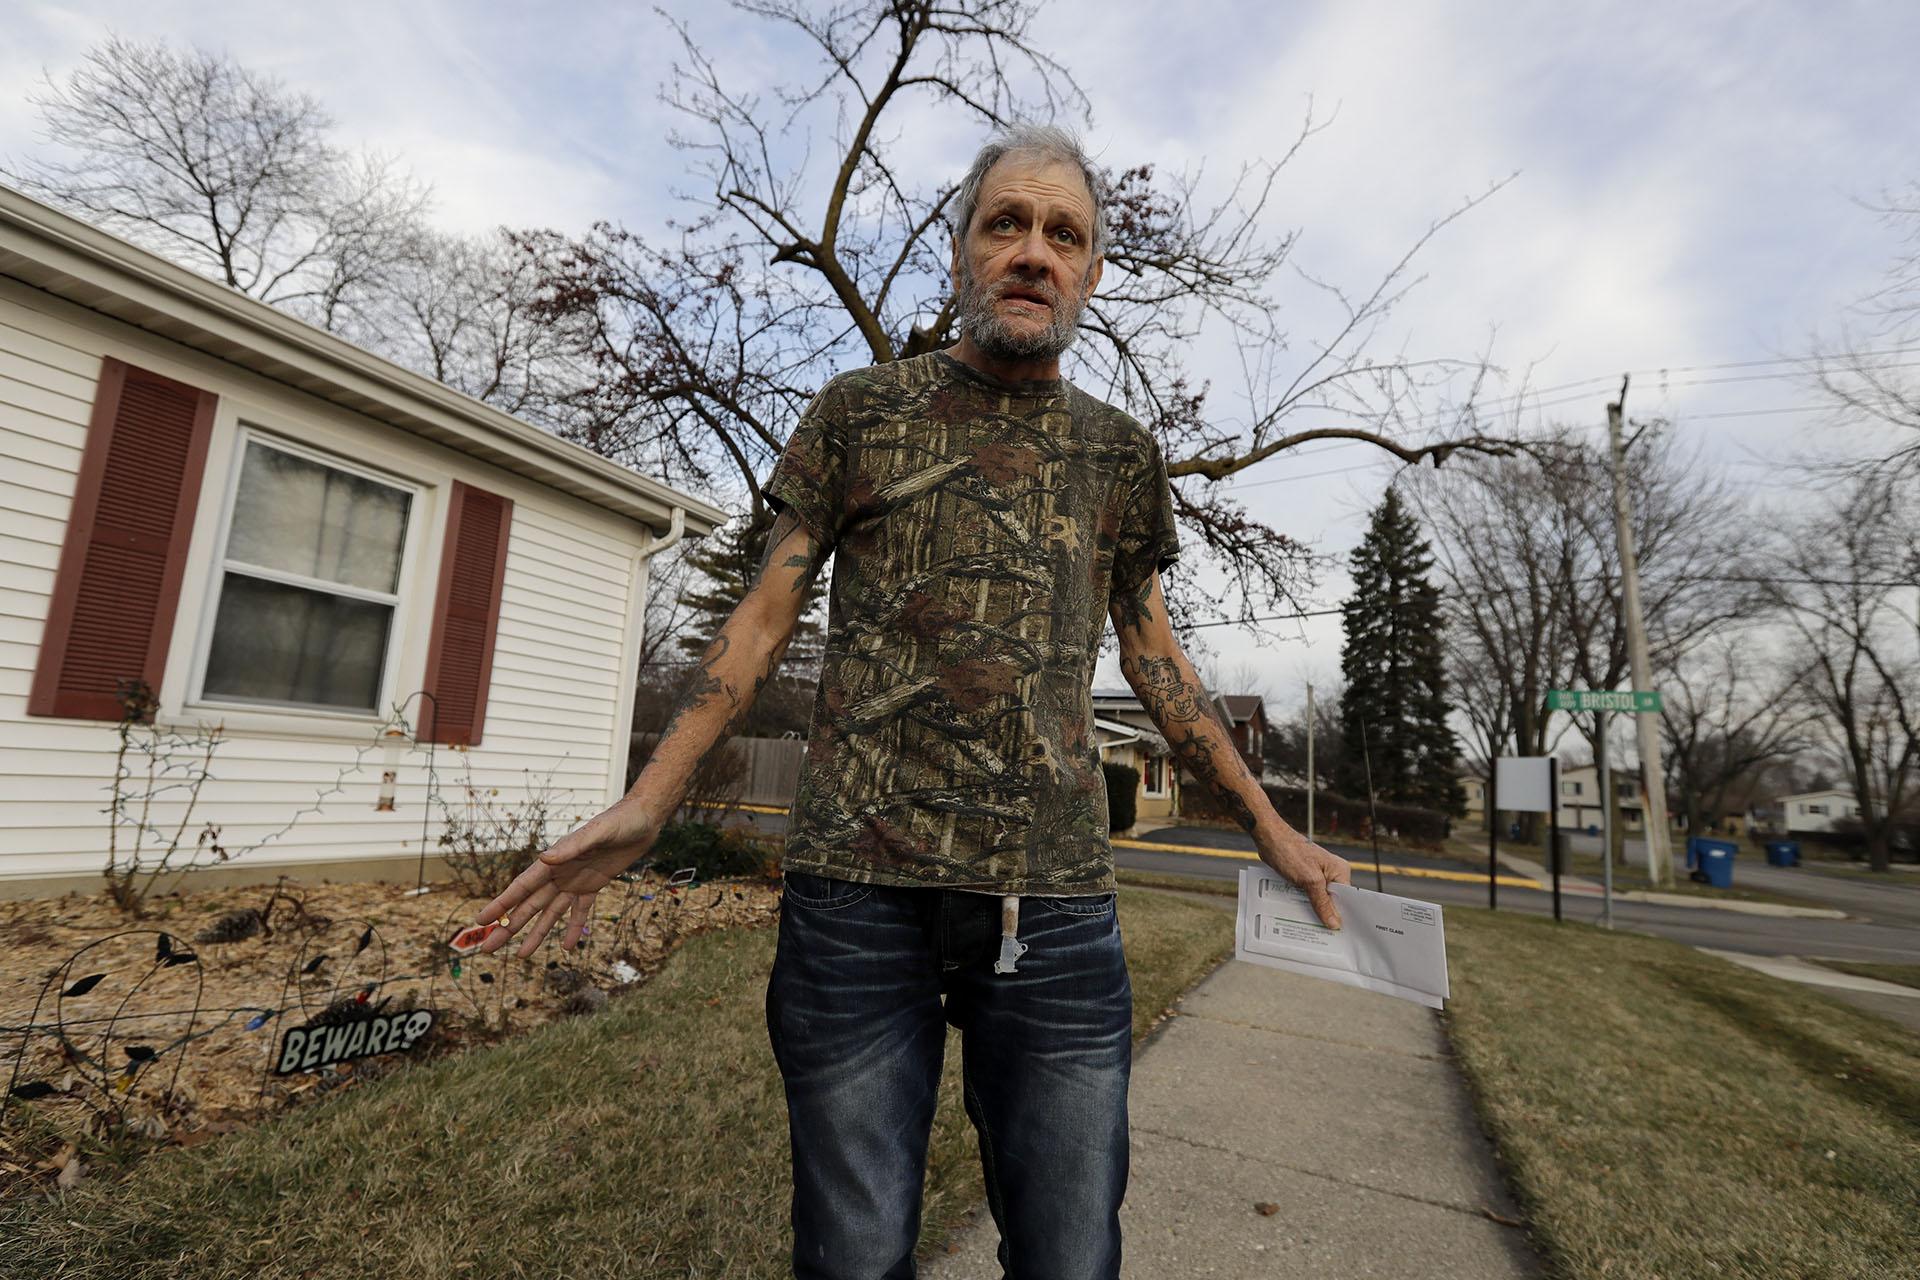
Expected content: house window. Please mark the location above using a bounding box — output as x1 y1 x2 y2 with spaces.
1565 781 1583 796
1143 753 1167 797
1808 803 1827 816
198 436 413 714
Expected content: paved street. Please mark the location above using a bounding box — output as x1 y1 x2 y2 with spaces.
723 807 1920 1030
1118 825 1920 1033
1119 824 1920 963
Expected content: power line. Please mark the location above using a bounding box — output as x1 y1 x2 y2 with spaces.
1183 570 1916 634
1212 346 1920 492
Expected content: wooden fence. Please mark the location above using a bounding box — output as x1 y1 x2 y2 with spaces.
628 734 806 808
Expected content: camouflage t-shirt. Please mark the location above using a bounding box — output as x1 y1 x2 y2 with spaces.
763 349 1181 896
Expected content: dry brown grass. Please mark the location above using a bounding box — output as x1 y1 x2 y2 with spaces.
1 889 1232 1278
1444 907 1920 1279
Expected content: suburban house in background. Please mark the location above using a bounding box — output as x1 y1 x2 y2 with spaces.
1216 694 1269 775
1459 773 1485 828
1777 788 1862 835
0 185 727 897
1092 686 1266 826
1557 764 1646 834
1462 764 1752 837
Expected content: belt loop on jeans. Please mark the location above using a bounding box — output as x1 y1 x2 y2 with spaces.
993 894 1027 974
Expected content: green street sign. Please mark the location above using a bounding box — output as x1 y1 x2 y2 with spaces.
1548 689 1663 713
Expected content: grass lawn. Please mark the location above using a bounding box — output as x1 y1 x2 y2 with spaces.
1 888 1231 1279
1802 861 1920 883
1114 867 1238 898
1807 959 1920 992
1445 907 1920 1279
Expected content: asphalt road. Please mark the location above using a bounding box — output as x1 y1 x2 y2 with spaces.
729 808 1920 968
1116 825 1920 969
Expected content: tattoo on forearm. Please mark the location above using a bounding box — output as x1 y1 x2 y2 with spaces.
658 632 736 749
1123 652 1260 835
1130 655 1206 723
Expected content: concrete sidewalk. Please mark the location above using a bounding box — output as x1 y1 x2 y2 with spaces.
924 909 1540 1279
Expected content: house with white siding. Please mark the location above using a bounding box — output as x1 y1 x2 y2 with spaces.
0 185 727 897
1777 788 1861 835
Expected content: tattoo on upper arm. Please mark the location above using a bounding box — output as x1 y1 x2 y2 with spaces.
756 509 827 595
1110 574 1155 632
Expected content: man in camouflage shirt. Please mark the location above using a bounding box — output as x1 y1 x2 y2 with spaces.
763 334 1181 895
478 125 1351 1280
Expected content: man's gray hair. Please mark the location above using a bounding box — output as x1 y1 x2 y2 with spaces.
953 124 1108 258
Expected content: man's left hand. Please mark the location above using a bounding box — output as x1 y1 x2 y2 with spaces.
1255 828 1352 930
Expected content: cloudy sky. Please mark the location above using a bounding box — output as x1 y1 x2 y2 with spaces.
5 1 1915 712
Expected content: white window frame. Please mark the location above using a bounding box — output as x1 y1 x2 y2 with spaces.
186 426 425 724
1142 751 1169 798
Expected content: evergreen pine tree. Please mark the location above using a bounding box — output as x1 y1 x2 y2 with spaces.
1336 489 1463 814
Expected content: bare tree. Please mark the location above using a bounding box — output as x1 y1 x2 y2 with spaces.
522 0 1524 635
1413 424 1753 853
350 227 587 420
1553 425 1756 863
1412 442 1579 842
1263 683 1344 793
1765 474 1919 871
1805 183 1920 479
1658 635 1808 838
4 35 427 331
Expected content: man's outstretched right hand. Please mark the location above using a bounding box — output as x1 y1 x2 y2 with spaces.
469 797 663 960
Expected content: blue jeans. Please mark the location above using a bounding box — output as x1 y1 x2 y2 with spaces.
766 872 1133 1280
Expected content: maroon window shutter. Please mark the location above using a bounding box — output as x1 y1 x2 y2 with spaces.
420 480 513 746
29 357 218 721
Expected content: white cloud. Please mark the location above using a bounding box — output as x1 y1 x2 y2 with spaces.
7 0 1917 705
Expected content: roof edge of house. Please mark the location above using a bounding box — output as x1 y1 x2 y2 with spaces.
0 183 730 536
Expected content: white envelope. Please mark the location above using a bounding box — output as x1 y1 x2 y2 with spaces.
1234 866 1451 1009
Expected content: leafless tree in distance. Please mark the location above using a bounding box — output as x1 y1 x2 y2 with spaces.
1805 182 1920 479
1658 635 1809 840
1413 424 1756 854
3 35 428 331
1765 474 1918 871
521 0 1527 639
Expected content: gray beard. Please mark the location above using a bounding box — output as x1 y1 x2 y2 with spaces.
953 258 1086 362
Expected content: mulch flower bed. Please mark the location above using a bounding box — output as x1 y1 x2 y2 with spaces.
0 868 781 1200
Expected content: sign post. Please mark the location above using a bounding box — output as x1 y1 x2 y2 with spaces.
1549 690 1663 929
1494 756 1556 919
1549 756 1562 922
1597 709 1612 930
1487 764 1498 910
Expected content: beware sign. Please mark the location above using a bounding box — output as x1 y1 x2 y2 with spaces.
275 1009 435 1074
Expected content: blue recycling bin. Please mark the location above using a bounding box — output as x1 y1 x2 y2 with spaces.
1765 840 1801 868
1687 837 1737 888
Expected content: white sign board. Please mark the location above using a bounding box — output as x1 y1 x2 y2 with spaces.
1495 756 1553 814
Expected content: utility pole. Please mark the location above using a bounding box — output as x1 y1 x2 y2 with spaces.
1305 683 1315 840
1606 375 1675 887
1597 709 1614 929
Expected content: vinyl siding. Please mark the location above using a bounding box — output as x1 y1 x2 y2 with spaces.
0 289 649 886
